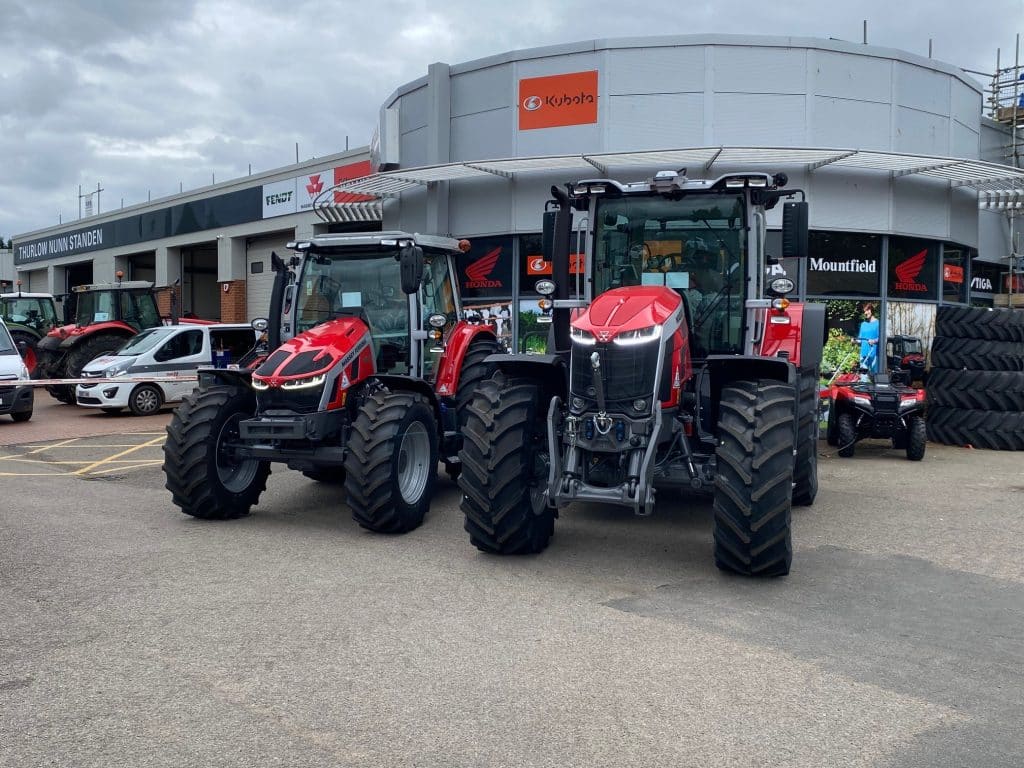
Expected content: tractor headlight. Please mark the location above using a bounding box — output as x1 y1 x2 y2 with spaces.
281 373 326 390
613 325 662 346
251 378 269 390
535 279 556 297
570 327 596 346
427 313 448 329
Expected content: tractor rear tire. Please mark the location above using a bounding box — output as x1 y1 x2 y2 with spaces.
54 334 129 404
837 412 857 457
712 379 795 577
459 374 554 555
926 368 1024 412
906 415 927 460
926 406 1024 450
343 390 438 534
935 304 1024 342
163 385 270 519
792 368 819 506
930 336 1024 372
10 331 39 377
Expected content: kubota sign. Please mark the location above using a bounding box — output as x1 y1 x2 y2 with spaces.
518 70 598 131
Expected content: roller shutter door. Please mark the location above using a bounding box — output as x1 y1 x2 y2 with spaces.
246 234 292 320
28 270 48 293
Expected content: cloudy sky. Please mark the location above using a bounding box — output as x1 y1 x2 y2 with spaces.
1 0 1021 241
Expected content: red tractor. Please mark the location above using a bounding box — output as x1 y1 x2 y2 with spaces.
458 170 824 576
162 232 500 532
35 279 166 403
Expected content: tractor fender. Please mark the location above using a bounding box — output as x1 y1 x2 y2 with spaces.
700 355 797 438
487 353 569 402
759 302 825 371
433 323 500 396
197 367 255 391
56 321 137 350
370 375 442 423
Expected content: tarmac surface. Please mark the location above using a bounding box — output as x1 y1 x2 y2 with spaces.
1 393 1022 767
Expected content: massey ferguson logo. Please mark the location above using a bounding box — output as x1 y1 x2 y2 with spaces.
305 175 324 198
597 331 611 342
971 276 994 291
464 247 503 289
894 249 928 292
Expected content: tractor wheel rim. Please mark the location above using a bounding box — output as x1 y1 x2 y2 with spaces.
396 420 430 504
216 414 259 492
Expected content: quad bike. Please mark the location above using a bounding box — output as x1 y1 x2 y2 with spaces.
826 349 926 460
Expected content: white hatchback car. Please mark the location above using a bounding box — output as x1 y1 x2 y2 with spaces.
75 323 258 416
0 318 34 422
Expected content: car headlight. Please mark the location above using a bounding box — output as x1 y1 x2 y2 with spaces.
613 325 662 346
104 363 131 377
570 326 596 346
281 373 326 390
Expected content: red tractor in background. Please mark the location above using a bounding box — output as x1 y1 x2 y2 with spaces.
162 232 500 533
458 170 824 577
35 278 169 403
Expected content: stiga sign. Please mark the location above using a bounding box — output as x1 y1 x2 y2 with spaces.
518 70 598 131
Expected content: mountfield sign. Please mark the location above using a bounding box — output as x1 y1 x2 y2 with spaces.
518 70 599 131
806 255 880 296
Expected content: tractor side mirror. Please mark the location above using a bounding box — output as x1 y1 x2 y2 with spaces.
781 201 809 259
399 245 425 295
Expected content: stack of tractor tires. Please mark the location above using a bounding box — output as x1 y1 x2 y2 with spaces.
926 305 1024 450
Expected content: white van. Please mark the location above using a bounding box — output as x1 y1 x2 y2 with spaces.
75 323 259 415
0 318 34 422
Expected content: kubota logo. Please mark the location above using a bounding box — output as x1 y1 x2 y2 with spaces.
894 249 928 292
464 247 503 289
523 96 542 111
305 175 324 198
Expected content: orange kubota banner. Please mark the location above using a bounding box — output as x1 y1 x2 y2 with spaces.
518 71 599 131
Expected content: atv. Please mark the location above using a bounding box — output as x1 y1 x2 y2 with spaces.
826 365 926 460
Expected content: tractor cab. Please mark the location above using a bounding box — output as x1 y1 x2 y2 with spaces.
281 233 465 381
67 281 161 331
885 334 926 383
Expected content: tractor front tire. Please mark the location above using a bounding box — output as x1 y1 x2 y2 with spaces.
837 412 857 458
906 415 927 461
343 390 438 534
459 374 554 555
10 331 39 377
163 385 269 519
792 368 819 506
713 380 795 577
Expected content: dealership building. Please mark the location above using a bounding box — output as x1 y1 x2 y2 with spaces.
11 34 1024 348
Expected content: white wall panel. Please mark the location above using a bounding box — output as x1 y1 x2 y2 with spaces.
812 97 892 150
387 188 427 234
711 46 806 93
951 121 980 159
451 64 513 117
606 46 705 94
951 79 981 129
949 186 979 247
807 170 891 232
815 51 892 102
514 52 600 80
399 87 429 133
978 210 1009 261
607 93 703 151
451 109 515 161
515 120 603 157
894 107 950 155
399 126 428 169
895 62 950 115
448 176 512 237
893 177 948 238
713 93 806 145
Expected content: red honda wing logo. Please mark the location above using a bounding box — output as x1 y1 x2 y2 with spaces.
464 247 503 288
894 249 928 292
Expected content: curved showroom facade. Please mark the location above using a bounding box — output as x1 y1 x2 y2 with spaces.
375 34 1005 351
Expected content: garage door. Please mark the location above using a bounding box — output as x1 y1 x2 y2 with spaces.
246 234 293 319
27 270 48 293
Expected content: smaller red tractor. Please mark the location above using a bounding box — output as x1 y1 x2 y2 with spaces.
35 278 168 403
885 334 927 384
162 232 501 533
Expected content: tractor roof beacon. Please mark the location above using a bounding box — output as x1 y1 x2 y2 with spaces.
162 231 501 533
457 170 825 577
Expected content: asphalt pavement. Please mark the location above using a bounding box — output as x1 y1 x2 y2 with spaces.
1 396 1022 767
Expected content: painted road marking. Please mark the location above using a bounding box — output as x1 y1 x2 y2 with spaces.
0 434 168 477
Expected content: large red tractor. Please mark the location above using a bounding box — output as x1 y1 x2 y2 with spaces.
162 232 500 532
458 170 824 576
35 279 165 403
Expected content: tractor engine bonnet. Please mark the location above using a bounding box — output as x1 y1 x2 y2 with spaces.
253 316 373 396
572 286 684 342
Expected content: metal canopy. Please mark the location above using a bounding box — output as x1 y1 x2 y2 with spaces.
314 146 1024 221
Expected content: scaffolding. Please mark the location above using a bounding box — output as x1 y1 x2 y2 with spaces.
987 34 1024 305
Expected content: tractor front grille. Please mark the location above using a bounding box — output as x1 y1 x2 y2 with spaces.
256 385 325 415
570 340 661 411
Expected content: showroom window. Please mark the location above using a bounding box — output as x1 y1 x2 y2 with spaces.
805 232 881 297
888 237 939 301
942 242 968 304
455 235 515 352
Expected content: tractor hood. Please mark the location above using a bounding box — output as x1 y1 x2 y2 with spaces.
572 286 683 342
253 316 371 385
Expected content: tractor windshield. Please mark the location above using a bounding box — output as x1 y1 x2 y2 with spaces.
297 249 411 373
74 289 159 330
593 193 746 356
